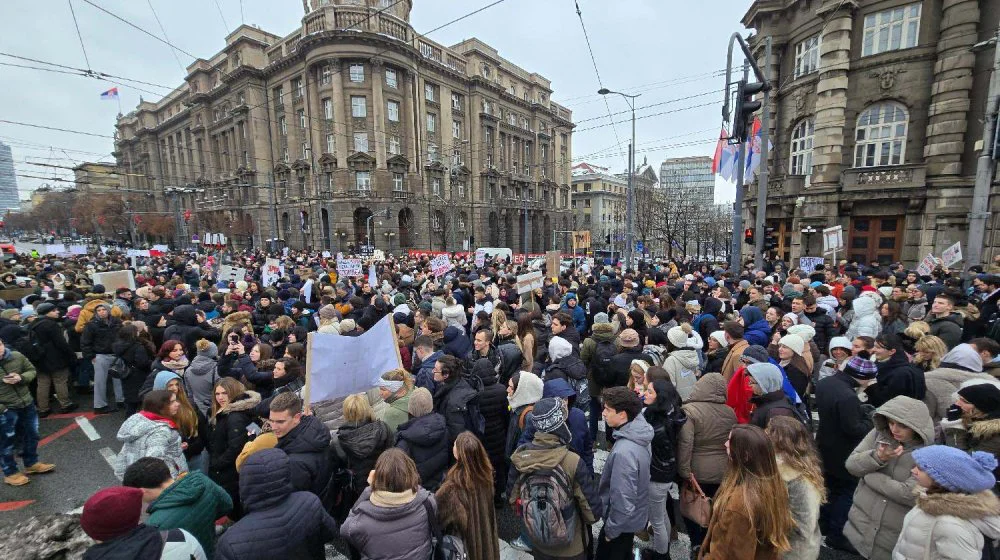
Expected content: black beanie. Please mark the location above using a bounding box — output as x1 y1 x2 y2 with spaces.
958 383 1000 418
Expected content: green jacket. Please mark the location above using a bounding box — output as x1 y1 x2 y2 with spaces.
381 388 412 436
0 350 37 410
146 471 233 557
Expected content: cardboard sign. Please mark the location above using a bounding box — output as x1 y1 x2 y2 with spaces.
798 257 825 274
92 270 136 292
546 250 561 277
0 287 35 303
218 265 248 283
515 271 544 294
942 242 963 267
916 253 937 276
572 230 591 249
262 258 284 287
430 254 452 277
337 258 363 278
474 249 486 268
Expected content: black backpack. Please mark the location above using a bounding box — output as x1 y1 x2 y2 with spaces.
590 339 617 387
14 326 45 366
320 439 358 523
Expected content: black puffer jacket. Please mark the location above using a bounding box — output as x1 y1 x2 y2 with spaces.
643 402 686 483
333 420 391 495
216 449 337 560
471 358 509 465
80 316 122 359
111 338 154 407
27 316 75 373
275 415 332 496
395 412 450 491
218 352 256 382
866 352 926 408
749 390 797 429
544 354 587 382
495 337 523 385
606 348 652 387
442 326 472 359
815 372 874 484
433 374 481 448
208 391 261 520
163 305 220 360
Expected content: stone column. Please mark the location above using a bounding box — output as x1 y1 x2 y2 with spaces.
330 59 348 165
811 1 854 187
403 70 418 167
924 0 980 176
371 59 386 170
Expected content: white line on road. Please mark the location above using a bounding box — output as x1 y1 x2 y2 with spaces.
99 447 120 480
75 416 100 441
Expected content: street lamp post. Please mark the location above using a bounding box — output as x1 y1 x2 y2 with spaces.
598 88 639 272
801 225 817 257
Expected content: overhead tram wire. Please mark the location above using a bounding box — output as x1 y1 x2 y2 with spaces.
146 0 187 73
0 62 169 98
0 120 114 139
66 0 93 71
0 53 176 91
80 0 200 60
574 0 626 167
212 0 230 33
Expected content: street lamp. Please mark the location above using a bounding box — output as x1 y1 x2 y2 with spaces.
801 225 817 256
598 88 640 272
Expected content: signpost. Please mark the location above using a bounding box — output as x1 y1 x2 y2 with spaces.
822 225 844 264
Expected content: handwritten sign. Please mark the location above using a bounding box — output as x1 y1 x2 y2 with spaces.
916 253 937 276
337 258 363 278
942 242 963 267
474 249 486 268
262 258 284 287
430 254 452 277
515 271 544 294
798 257 825 274
218 265 248 283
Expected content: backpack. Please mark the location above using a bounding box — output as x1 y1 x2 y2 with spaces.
320 439 358 523
590 339 617 387
460 393 486 438
14 326 45 366
421 499 468 560
517 404 535 430
513 462 578 547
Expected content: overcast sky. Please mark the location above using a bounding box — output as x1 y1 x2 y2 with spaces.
0 0 752 203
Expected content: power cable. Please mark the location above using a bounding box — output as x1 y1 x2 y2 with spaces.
66 0 92 71
0 52 175 90
146 0 187 73
573 0 625 167
0 119 114 139
212 0 230 33
80 0 199 60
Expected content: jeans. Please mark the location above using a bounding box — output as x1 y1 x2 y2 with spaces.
74 358 93 388
649 481 676 554
36 367 72 412
187 450 208 474
595 528 634 560
820 477 858 545
0 404 40 476
93 354 123 409
588 396 602 442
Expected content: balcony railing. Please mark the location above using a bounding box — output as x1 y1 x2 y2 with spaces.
843 164 925 191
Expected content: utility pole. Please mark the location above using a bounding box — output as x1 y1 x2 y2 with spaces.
598 88 639 272
967 27 1000 271
730 61 749 273
753 37 772 271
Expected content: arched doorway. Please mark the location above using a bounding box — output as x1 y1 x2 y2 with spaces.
353 207 372 247
320 209 331 250
398 208 414 249
488 212 500 247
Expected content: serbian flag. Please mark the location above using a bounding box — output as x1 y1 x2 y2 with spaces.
744 118 772 184
711 129 727 173
712 128 739 182
100 87 119 100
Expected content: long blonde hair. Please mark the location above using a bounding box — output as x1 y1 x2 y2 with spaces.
172 383 199 439
766 416 827 503
713 425 793 553
914 335 947 370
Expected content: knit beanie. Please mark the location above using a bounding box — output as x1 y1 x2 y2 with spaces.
779 334 805 357
318 304 338 320
844 356 878 380
709 330 729 349
196 339 218 359
153 370 181 390
747 362 784 393
958 383 1000 418
80 486 143 541
408 387 433 417
667 324 694 349
531 397 572 442
782 312 799 326
393 293 407 306
593 312 610 324
0 309 19 320
742 344 769 364
912 446 998 493
787 324 816 342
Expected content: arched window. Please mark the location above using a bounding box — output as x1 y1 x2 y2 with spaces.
789 118 814 176
854 102 908 168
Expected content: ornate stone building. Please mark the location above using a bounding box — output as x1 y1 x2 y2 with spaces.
742 0 998 265
113 0 574 251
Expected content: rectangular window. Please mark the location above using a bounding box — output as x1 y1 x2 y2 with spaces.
279 116 287 135
243 151 249 165
451 93 461 110
356 171 371 191
350 64 365 83
385 69 397 89
325 133 335 154
389 136 401 156
273 86 284 105
428 144 439 162
427 113 436 133
387 100 400 122
424 83 435 102
326 172 333 191
237 91 245 105
301 142 308 159
432 178 441 196
862 3 921 57
298 109 306 128
452 121 461 139
353 132 369 152
320 65 332 85
393 173 404 191
457 181 465 199
794 34 821 77
282 147 289 162
323 98 333 120
351 96 367 118
293 78 304 99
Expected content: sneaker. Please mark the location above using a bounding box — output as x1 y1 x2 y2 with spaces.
509 536 531 552
93 406 117 414
24 462 55 474
3 472 29 486
58 403 79 414
37 409 51 419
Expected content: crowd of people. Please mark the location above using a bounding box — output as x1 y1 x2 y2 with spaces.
1 247 1000 560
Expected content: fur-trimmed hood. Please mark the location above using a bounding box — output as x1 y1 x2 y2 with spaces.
212 390 261 422
917 488 1000 520
970 417 1000 440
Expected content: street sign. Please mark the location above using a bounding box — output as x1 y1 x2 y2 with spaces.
636 241 644 253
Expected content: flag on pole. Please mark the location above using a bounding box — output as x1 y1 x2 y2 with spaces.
100 87 120 100
712 128 740 182
743 117 772 184
711 129 727 173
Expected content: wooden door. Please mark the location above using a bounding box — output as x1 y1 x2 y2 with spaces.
849 216 904 265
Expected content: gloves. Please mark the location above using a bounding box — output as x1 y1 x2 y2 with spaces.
946 404 962 422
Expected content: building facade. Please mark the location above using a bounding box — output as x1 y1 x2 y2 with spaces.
660 156 714 208
0 141 20 211
742 0 999 266
571 162 627 255
73 162 122 194
113 0 574 252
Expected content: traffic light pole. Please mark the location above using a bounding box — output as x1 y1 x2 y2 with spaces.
966 26 999 272
729 61 749 273
753 37 772 271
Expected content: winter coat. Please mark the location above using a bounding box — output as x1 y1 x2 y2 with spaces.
598 413 653 539
505 372 545 459
743 319 772 348
928 312 965 350
442 326 472 359
432 374 480 448
904 297 928 324
704 348 727 374
252 375 305 418
516 378 595 470
80 316 121 359
441 303 466 330
0 349 36 409
414 350 441 392
815 372 874 484
334 420 392 496
699 487 783 560
145 471 232 558
645 400 686 483
867 351 926 408
941 416 1000 480
27 316 75 373
661 348 700 401
82 525 202 560
112 338 154 407
581 322 616 396
185 353 219 417
436 470 501 560
544 354 587 383
217 352 255 382
721 338 750 382
846 295 883 341
893 489 1000 560
922 366 994 422
780 461 822 560
563 303 587 334
163 305 220 360
208 391 261 515
380 388 411 435
341 487 436 560
495 337 524 385
678 373 738 484
804 308 836 356
216 449 337 560
606 347 651 388
472 358 510 466
275 414 332 495
845 396 935 559
396 412 450 492
508 432 599 558
114 412 188 478
748 389 797 429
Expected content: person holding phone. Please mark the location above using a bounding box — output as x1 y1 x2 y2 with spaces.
0 338 55 486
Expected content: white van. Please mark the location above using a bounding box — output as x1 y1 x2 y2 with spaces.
477 247 513 262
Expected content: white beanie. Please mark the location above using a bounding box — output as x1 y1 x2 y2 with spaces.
548 336 573 361
667 324 694 349
828 336 851 353
787 324 816 342
779 333 805 357
709 330 729 349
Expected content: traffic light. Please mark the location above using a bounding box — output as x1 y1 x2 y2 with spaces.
764 226 777 251
744 228 754 245
733 80 765 142
606 233 611 244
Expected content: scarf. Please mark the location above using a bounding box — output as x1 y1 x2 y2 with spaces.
370 489 416 508
139 410 178 430
160 356 189 373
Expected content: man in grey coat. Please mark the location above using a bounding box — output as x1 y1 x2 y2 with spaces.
597 386 653 559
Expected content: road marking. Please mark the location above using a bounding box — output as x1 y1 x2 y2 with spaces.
0 500 35 511
38 423 78 447
99 447 120 480
75 416 100 441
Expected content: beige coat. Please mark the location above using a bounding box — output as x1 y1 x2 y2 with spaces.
892 490 1000 560
921 367 995 422
678 373 738 484
779 461 822 560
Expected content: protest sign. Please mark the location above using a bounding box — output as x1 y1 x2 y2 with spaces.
368 264 377 287
515 271 544 294
798 257 825 274
337 258 363 277
0 287 35 303
69 244 88 255
15 242 46 255
262 258 284 287
942 242 963 267
430 254 452 277
305 315 403 404
474 249 486 268
916 253 936 276
218 265 248 283
546 250 561 278
372 249 386 262
92 270 136 292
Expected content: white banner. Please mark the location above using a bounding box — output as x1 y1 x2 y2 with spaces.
14 242 45 255
474 249 486 268
942 242 963 267
798 257 825 274
218 265 248 283
515 271 544 294
126 249 150 257
306 315 402 404
69 244 89 255
92 270 136 292
262 258 284 287
430 254 452 277
337 258 363 277
916 253 937 276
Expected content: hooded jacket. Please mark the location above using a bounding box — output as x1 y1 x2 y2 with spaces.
598 413 653 539
661 347 700 402
216 449 337 560
208 390 261 510
340 487 436 560
441 303 466 330
678 373 738 484
928 311 965 350
114 412 188 478
867 351 927 408
581 322 617 397
441 326 472 359
922 346 992 422
185 344 219 417
145 471 233 558
414 350 441 392
739 307 772 348
844 396 935 559
27 315 75 373
845 295 883 341
395 412 450 492
0 349 36 409
433 372 481 448
80 312 121 359
892 489 1000 560
334 419 391 496
380 387 411 435
163 305 220 360
814 372 875 484
505 371 544 458
276 414 332 495
82 525 200 560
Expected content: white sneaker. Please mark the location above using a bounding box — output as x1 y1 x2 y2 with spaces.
509 537 531 552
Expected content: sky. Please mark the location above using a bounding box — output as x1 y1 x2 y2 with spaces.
0 0 754 204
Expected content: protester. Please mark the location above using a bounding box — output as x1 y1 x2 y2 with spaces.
81 302 124 413
766 416 824 560
270 392 331 495
331 393 391 499
0 337 55 486
112 322 156 416
376 368 414 434
114 389 187 479
431 354 481 447
435 432 500 560
395 387 450 492
208 377 260 520
643 378 685 559
152 370 208 472
941 381 1000 478
28 302 76 417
